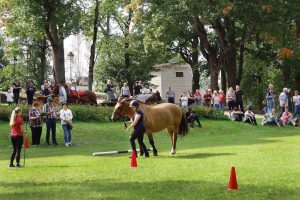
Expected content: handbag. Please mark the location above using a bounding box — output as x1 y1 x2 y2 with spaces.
64 111 73 130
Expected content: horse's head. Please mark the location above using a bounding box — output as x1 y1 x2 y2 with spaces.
111 99 130 121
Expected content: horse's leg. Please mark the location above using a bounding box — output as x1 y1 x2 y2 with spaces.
148 133 158 156
167 127 175 155
171 130 178 155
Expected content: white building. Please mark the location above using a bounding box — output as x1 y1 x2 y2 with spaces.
150 62 193 103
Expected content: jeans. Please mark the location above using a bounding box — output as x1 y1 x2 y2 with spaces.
195 99 201 106
62 124 72 143
279 106 285 118
219 103 225 110
129 128 149 157
267 100 275 113
294 105 300 119
46 118 57 144
214 104 219 109
26 91 34 105
168 97 175 103
10 136 23 164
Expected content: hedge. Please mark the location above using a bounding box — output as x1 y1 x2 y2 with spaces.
0 104 228 122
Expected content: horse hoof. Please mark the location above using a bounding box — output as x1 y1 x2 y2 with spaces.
153 152 158 156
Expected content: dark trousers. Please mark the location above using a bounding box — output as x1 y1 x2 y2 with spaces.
13 92 19 105
129 128 149 156
46 118 57 144
279 106 285 118
10 136 23 164
30 127 42 145
168 97 175 103
26 92 34 105
187 114 202 127
236 101 244 112
244 116 257 125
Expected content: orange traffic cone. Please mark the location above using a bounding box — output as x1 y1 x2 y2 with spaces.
25 135 30 149
130 151 137 168
227 166 238 190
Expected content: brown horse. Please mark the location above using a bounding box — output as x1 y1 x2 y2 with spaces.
111 99 189 155
52 85 97 105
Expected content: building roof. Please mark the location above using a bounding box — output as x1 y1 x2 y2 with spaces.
154 62 190 69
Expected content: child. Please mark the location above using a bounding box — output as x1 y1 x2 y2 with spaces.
292 90 300 119
244 107 257 125
6 89 14 107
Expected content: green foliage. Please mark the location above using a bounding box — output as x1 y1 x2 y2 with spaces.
183 106 230 121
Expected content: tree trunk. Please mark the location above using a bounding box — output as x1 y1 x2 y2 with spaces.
38 39 48 85
88 0 99 91
52 38 65 83
224 46 237 88
237 44 244 85
191 36 199 93
209 54 219 90
221 68 227 92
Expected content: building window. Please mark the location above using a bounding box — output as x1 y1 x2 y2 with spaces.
176 72 184 77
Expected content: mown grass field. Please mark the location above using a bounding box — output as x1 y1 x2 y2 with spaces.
0 120 300 200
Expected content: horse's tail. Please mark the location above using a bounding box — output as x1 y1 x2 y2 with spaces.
178 111 189 137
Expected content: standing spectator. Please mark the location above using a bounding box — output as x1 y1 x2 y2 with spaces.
12 79 22 105
9 107 24 167
219 90 226 110
279 88 288 117
43 96 58 145
266 84 276 113
235 85 244 112
292 90 300 119
58 81 67 104
115 85 121 99
166 86 175 103
41 83 51 104
243 107 257 125
49 80 56 93
5 89 14 107
287 88 293 112
194 89 201 106
120 83 131 98
60 103 73 147
180 92 189 108
29 101 43 146
227 87 236 111
41 80 48 92
213 90 220 109
133 81 142 96
105 80 114 102
185 107 202 128
26 79 36 105
203 89 212 107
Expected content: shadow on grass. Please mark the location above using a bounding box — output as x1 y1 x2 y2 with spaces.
0 179 299 200
172 152 236 159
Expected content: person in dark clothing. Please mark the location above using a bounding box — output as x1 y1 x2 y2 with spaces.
9 107 24 167
125 100 149 157
12 79 22 105
185 107 202 128
42 96 58 145
235 85 244 112
134 81 143 96
29 102 43 146
26 79 36 105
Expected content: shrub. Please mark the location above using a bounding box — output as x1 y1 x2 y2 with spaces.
183 106 230 121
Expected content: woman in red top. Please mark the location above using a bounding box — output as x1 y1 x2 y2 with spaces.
9 107 25 167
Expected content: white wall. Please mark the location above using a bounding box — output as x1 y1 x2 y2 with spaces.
151 63 192 103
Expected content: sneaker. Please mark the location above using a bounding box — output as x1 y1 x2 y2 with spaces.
16 164 22 168
65 143 69 147
68 143 72 146
9 164 15 168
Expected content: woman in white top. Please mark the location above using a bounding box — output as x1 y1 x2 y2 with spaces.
180 92 189 108
213 90 220 109
6 89 14 106
60 103 73 146
121 83 131 98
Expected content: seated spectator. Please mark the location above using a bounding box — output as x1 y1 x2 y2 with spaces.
231 107 244 122
279 107 297 126
262 108 280 127
243 107 257 125
185 107 202 128
180 92 189 108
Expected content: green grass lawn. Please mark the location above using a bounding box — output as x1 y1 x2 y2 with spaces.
0 120 300 200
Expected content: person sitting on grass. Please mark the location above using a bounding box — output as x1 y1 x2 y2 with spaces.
262 108 280 127
231 107 244 122
243 106 257 125
279 107 298 127
185 107 202 128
